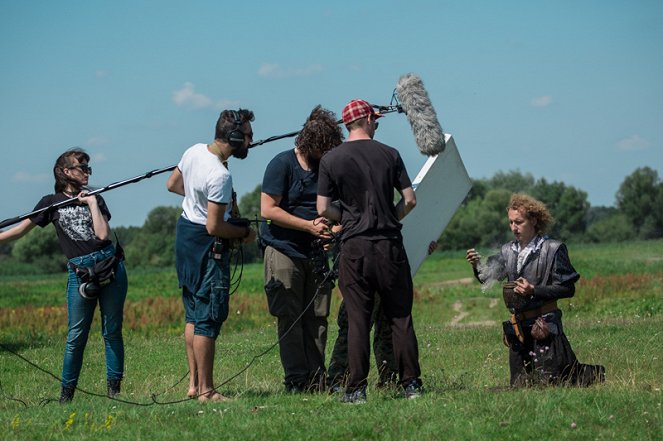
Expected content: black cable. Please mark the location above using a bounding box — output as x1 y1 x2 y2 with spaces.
0 238 342 407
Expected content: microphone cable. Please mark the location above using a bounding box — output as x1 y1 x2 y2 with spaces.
0 235 341 407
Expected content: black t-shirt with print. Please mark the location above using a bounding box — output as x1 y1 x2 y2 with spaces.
30 193 112 259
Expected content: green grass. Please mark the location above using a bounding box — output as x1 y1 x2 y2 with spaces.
1 240 662 440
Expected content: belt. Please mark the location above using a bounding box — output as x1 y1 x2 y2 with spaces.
508 301 558 344
515 300 558 321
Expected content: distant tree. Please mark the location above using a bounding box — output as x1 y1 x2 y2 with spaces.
142 206 182 235
586 206 618 227
616 167 662 238
11 223 67 272
531 179 589 241
124 206 181 268
586 213 635 243
238 184 262 220
237 184 263 263
488 170 535 194
438 189 511 250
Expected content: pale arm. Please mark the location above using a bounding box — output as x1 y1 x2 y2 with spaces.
206 201 256 243
261 192 331 238
0 219 36 244
167 168 185 196
395 186 417 220
317 195 341 223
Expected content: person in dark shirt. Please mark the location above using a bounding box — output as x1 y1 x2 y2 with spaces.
260 105 344 393
0 148 127 403
317 99 423 403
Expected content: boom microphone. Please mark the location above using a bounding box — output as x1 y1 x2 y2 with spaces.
395 73 446 156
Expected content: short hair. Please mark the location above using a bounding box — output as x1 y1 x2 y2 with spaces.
53 148 90 192
215 108 255 141
295 105 344 166
507 193 554 234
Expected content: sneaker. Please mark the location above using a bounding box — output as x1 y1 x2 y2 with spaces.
59 386 75 404
403 381 423 400
328 383 343 394
340 387 367 404
284 382 306 394
107 379 121 398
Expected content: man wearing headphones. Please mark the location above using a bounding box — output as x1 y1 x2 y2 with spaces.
167 109 257 401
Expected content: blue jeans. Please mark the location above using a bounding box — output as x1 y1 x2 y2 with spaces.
63 245 128 387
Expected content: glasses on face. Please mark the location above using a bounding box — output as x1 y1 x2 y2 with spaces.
69 164 92 175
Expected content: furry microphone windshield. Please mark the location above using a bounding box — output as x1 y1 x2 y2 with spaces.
396 73 446 156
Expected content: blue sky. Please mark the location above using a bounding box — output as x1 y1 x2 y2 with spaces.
1 0 661 227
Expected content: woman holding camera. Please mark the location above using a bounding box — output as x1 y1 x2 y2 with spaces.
0 148 127 403
260 106 344 393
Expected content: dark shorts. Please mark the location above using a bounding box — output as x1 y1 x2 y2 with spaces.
182 254 230 339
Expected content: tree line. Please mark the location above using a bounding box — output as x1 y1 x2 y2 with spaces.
1 166 660 275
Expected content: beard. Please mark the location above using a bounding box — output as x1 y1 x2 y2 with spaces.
232 146 249 159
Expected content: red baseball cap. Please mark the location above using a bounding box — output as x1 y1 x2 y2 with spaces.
342 99 383 125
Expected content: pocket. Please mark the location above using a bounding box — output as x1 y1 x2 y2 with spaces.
264 278 288 317
313 289 331 318
209 281 229 323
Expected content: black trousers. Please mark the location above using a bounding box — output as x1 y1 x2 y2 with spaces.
338 237 421 391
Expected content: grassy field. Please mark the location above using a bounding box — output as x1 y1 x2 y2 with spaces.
0 240 662 440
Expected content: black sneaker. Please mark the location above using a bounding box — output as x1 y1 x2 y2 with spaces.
340 387 367 404
403 381 423 400
328 383 343 394
107 379 121 398
285 382 306 394
59 386 75 404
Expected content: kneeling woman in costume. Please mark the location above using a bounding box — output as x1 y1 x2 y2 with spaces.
466 193 604 387
0 149 127 402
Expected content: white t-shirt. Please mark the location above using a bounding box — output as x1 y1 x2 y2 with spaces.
178 143 233 225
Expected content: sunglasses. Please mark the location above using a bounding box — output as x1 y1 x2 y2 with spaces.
69 164 92 175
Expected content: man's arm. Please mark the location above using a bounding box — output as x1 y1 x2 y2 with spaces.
317 195 341 222
262 192 331 237
167 168 185 196
206 201 256 242
395 186 416 220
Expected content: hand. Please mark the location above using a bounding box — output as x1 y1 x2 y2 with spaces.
309 217 332 239
242 228 257 244
466 248 481 267
77 191 97 206
514 277 534 296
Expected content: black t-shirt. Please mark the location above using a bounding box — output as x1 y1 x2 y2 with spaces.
261 149 319 259
318 139 412 241
30 193 112 259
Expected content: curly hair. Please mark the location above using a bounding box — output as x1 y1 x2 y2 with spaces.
295 105 344 169
53 148 90 193
507 193 554 234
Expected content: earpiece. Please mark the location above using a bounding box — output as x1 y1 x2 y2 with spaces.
226 110 245 149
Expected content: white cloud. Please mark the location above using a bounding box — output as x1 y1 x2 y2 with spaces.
616 134 650 151
257 63 323 79
530 95 553 108
13 171 49 183
83 137 109 147
172 82 237 110
91 152 107 163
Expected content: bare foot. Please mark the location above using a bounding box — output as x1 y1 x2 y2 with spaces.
187 387 197 399
198 391 230 402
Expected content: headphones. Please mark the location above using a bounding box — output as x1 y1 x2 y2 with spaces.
226 110 245 149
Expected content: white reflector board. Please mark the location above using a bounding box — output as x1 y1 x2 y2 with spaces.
401 134 471 277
